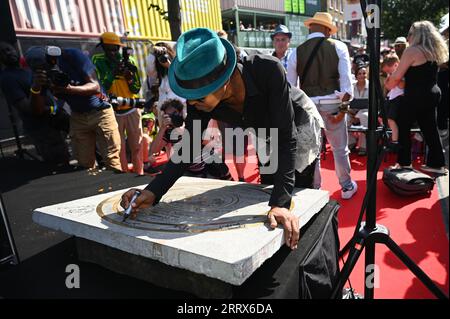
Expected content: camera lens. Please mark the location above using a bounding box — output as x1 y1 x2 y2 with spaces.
158 54 169 64
169 113 184 128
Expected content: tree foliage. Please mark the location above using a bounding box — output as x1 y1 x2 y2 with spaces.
148 2 182 41
381 0 448 40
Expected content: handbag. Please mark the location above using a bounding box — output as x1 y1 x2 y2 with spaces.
382 167 435 196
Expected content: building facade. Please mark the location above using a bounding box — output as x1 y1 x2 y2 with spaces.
321 0 350 40
2 0 222 140
221 0 323 49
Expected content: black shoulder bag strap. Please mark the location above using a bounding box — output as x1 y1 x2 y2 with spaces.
300 37 326 87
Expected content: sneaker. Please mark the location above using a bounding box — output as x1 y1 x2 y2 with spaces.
419 165 448 175
341 181 358 200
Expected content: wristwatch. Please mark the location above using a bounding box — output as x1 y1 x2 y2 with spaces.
339 101 350 113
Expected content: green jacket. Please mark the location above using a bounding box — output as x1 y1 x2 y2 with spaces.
92 52 141 96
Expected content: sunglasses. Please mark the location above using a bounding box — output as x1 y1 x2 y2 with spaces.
188 96 206 104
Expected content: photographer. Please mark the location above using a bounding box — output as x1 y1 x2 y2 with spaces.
0 42 69 166
145 42 186 126
92 32 144 175
149 99 185 160
149 98 207 176
24 46 122 172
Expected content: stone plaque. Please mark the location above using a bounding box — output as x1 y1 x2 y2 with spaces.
33 177 329 285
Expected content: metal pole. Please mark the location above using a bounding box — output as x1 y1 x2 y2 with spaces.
364 0 381 299
235 8 240 46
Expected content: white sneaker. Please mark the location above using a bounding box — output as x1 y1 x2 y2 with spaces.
341 181 358 200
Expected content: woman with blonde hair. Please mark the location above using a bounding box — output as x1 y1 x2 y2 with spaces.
385 21 449 174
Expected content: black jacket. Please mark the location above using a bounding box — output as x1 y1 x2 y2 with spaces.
146 54 319 209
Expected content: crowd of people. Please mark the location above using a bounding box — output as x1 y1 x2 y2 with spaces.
1 11 448 249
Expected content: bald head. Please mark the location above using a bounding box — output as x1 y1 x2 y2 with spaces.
309 24 331 37
0 41 19 67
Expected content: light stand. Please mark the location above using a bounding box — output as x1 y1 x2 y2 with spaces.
0 192 19 266
5 101 40 161
331 0 448 299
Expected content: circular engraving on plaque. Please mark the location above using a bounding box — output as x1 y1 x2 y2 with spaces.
96 180 289 233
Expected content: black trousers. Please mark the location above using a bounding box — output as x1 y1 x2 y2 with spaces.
437 69 449 130
397 90 445 168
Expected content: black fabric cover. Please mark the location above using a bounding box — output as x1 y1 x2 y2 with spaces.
234 201 340 299
0 157 340 298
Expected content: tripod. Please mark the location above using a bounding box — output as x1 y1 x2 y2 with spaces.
331 0 448 299
0 192 19 266
5 100 40 161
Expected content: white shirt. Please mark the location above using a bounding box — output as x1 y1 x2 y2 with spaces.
352 79 369 99
157 75 187 123
273 49 292 71
287 32 353 103
387 86 404 100
146 54 187 122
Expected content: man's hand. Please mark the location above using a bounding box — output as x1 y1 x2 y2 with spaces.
328 111 346 124
161 113 173 130
120 189 156 219
51 84 73 95
123 69 134 82
31 70 48 90
268 207 300 250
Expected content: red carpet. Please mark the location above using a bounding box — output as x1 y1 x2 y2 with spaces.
227 143 449 299
322 149 449 299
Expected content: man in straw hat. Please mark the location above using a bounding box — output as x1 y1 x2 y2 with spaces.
121 28 323 250
393 36 408 59
287 12 357 200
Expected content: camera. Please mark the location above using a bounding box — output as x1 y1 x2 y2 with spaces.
118 46 137 74
168 112 184 128
109 95 146 111
46 68 70 87
153 46 170 64
45 46 70 87
163 112 184 144
27 46 70 88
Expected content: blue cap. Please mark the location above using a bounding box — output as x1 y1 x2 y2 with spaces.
270 25 292 40
24 46 47 69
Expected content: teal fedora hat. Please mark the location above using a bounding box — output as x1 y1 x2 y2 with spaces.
168 28 237 100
